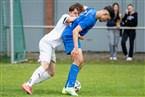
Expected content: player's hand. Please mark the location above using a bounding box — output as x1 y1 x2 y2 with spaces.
79 35 84 40
71 48 79 59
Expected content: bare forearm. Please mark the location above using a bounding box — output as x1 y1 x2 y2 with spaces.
72 26 82 48
66 17 76 23
73 30 79 48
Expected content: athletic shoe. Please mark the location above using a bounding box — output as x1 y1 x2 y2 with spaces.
21 82 32 94
113 57 117 60
62 87 68 94
126 57 133 61
110 57 113 60
65 87 78 96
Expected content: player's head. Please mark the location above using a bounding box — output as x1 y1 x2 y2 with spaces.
104 6 115 19
98 6 114 22
69 3 84 17
74 2 85 14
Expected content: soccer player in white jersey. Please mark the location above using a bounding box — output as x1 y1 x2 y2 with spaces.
21 3 84 95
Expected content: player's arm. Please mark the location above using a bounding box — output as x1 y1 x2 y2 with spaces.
76 5 88 40
65 16 84 40
83 5 88 11
72 25 82 56
79 34 84 40
65 17 77 23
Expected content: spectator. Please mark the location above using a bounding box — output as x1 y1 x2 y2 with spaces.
121 4 138 61
107 2 122 60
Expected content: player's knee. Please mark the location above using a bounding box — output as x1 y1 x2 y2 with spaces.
50 73 55 77
73 55 83 66
79 59 83 65
49 71 55 77
41 61 49 70
77 58 83 66
47 69 55 77
79 61 84 68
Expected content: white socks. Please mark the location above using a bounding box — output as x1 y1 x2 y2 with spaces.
26 66 51 87
34 71 51 84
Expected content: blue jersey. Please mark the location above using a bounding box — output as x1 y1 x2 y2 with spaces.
62 8 97 55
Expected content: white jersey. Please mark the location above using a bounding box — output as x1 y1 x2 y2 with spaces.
43 14 70 48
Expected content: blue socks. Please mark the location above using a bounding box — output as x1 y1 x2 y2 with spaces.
65 64 79 88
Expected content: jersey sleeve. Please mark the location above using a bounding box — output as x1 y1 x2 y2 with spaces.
78 17 93 30
62 14 70 24
78 8 96 30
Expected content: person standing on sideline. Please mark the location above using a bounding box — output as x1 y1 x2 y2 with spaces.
21 3 84 95
121 4 138 61
107 2 122 60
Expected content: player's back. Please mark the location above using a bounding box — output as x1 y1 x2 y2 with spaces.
62 8 97 37
44 14 69 48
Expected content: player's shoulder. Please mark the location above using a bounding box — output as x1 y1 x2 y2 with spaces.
86 7 96 11
58 14 70 22
83 7 96 17
61 14 70 18
84 7 96 15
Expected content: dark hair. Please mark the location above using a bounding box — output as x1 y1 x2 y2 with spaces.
104 6 114 19
113 2 120 13
69 3 84 14
127 4 133 7
75 2 84 13
112 2 120 21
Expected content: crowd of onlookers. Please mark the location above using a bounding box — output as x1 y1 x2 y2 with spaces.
106 3 138 61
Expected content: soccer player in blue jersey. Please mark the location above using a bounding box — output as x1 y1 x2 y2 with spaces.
62 5 114 96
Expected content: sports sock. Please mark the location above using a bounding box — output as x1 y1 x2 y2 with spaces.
26 66 45 87
34 71 51 84
64 64 79 88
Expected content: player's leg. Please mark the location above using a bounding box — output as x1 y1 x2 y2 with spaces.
25 39 53 86
78 49 84 69
22 37 53 94
34 60 56 84
63 49 83 96
23 51 56 94
31 61 52 84
72 48 83 66
64 49 83 87
47 61 56 77
21 61 50 94
46 49 56 77
32 48 56 84
62 35 82 95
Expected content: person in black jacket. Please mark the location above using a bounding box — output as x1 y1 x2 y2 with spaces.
121 4 138 61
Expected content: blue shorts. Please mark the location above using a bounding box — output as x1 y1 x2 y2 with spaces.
62 34 81 55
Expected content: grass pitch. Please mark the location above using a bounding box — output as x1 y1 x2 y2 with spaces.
0 60 145 97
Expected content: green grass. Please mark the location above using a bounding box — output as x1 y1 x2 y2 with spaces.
0 61 145 97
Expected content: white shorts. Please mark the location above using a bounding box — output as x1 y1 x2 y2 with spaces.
38 36 56 63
